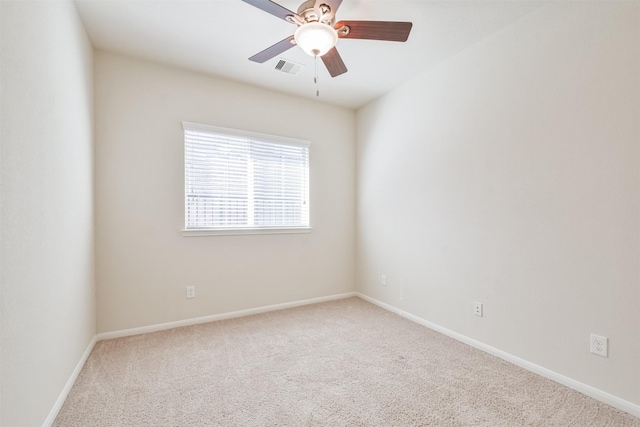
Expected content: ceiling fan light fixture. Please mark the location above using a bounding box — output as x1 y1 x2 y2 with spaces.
294 22 338 57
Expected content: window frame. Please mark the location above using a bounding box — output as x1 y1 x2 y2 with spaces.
181 122 312 236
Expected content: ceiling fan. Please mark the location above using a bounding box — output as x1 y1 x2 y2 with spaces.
241 0 413 78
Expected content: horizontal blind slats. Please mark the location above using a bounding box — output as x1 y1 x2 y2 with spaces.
184 125 309 229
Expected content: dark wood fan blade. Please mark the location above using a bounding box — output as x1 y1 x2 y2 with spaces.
321 47 347 77
314 0 343 21
241 0 297 22
335 20 412 42
249 36 296 63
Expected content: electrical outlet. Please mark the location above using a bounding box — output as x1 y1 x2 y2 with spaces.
186 286 196 299
473 302 483 317
379 272 387 286
590 334 608 357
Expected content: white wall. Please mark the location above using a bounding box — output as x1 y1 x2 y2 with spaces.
0 1 95 425
94 52 355 333
356 1 639 406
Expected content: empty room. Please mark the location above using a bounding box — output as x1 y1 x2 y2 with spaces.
1 0 639 425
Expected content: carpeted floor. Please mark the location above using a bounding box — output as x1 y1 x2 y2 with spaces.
54 297 639 426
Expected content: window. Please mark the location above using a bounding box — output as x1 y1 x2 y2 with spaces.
182 122 310 235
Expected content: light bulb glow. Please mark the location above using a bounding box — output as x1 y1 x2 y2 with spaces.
294 22 338 57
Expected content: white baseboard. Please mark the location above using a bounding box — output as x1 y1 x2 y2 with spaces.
96 292 357 341
356 292 640 418
42 335 97 427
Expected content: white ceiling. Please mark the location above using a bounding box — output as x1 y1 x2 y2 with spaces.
75 0 547 109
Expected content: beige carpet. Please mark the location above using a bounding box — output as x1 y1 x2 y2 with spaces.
54 297 639 426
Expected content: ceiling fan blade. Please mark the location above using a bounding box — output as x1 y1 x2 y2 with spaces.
321 47 347 77
249 36 296 63
314 0 343 22
241 0 297 22
335 20 413 42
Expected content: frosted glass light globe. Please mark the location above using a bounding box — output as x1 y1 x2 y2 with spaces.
294 22 338 57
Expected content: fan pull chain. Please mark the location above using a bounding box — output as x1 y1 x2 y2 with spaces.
314 55 319 97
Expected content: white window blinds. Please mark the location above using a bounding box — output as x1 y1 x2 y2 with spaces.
183 122 310 230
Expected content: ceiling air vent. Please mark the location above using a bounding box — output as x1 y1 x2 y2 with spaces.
274 58 304 75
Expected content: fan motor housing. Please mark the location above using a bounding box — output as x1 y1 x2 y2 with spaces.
296 0 334 25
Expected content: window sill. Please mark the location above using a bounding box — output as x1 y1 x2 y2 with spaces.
181 227 312 237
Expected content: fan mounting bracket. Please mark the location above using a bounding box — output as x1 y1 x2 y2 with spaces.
285 14 305 25
335 25 350 36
